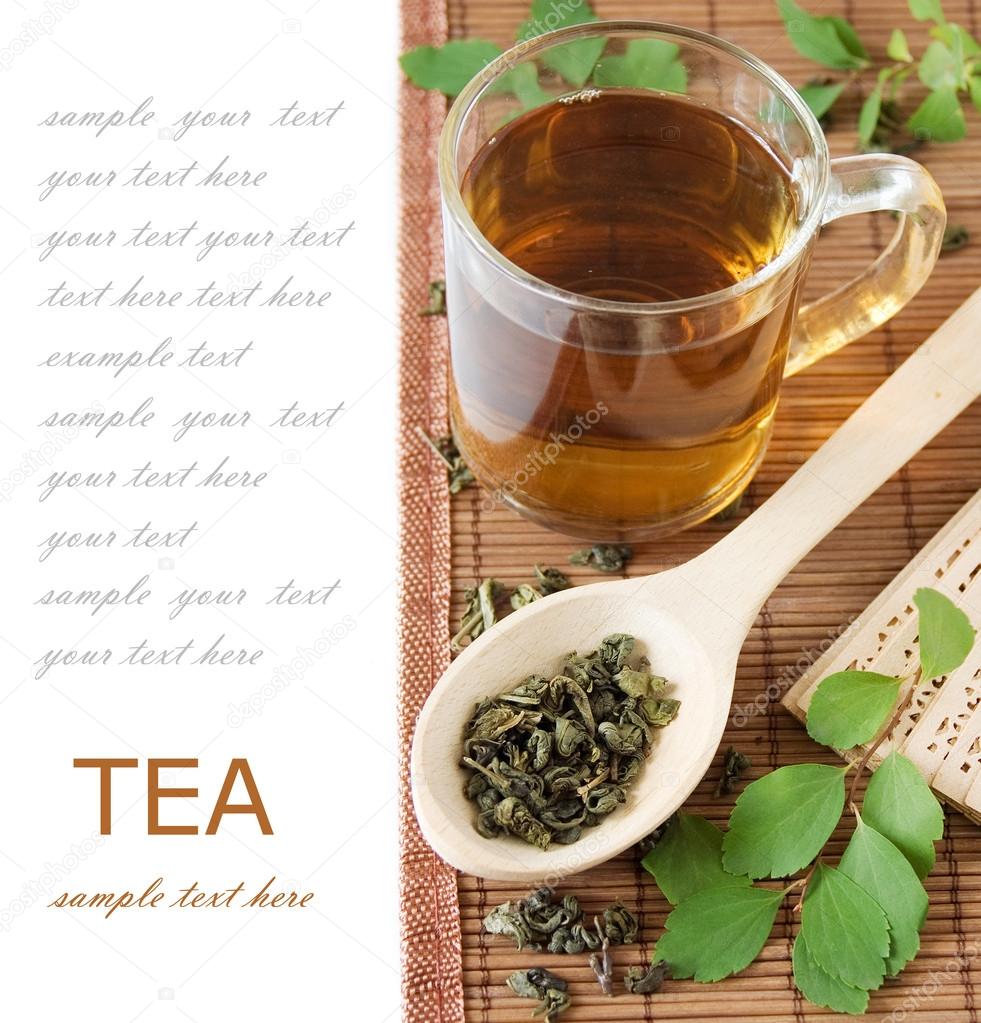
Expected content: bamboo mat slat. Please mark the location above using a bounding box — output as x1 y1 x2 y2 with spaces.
400 0 981 1020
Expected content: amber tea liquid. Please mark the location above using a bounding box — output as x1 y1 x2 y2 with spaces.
449 89 804 537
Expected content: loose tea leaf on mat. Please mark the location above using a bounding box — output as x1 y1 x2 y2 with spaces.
483 888 638 954
417 428 474 495
569 544 633 573
462 633 680 849
624 961 671 994
419 278 446 315
942 223 970 251
451 577 504 651
506 968 571 1022
714 746 752 796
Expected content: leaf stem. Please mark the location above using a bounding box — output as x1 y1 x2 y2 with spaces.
846 669 921 806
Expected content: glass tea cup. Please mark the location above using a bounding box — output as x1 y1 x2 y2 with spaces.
438 21 945 540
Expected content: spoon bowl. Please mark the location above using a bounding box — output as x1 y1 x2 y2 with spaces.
411 288 981 883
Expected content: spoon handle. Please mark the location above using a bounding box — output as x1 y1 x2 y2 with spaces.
690 286 981 624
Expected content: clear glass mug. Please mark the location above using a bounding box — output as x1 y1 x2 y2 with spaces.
439 21 945 540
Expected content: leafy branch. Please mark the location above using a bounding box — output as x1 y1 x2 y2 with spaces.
642 586 976 1014
781 0 981 147
400 0 685 103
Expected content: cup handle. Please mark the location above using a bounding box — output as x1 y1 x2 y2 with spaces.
785 153 946 378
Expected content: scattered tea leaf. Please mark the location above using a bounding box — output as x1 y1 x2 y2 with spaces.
722 763 847 879
907 86 966 141
451 577 504 650
510 583 542 610
624 960 670 994
914 586 976 680
420 279 446 316
800 863 889 990
569 544 633 573
535 564 571 595
593 39 687 93
484 888 638 953
942 223 970 251
507 968 572 1022
400 39 503 96
643 814 751 904
862 751 944 878
715 746 752 797
418 429 475 495
777 0 869 70
805 670 902 748
798 79 846 118
517 0 603 89
792 933 869 1015
839 814 928 976
653 885 784 982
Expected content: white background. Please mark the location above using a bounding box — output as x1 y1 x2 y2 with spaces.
0 0 400 1020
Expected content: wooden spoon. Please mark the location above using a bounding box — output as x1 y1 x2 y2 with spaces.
412 289 981 883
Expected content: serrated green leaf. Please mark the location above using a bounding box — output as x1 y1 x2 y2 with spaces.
909 0 946 21
806 670 901 747
797 80 845 117
654 885 783 981
919 39 962 90
863 751 944 878
888 27 914 62
722 764 847 879
914 587 976 680
907 86 967 141
970 76 981 113
493 63 549 111
399 40 503 97
801 863 890 990
642 814 752 905
777 0 869 70
839 815 928 975
517 0 604 89
593 39 687 93
792 934 870 1014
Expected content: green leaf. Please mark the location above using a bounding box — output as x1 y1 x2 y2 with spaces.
801 863 889 990
907 86 967 141
806 670 901 747
399 40 503 97
517 0 604 89
888 27 914 62
493 63 549 111
593 39 687 93
914 587 976 680
722 764 847 879
797 80 845 118
918 39 963 90
863 751 944 878
970 76 981 113
642 814 751 905
776 0 869 70
792 934 870 1015
909 0 946 21
654 885 783 982
839 815 929 975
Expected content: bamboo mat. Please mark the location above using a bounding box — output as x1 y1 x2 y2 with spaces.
398 1 981 1021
